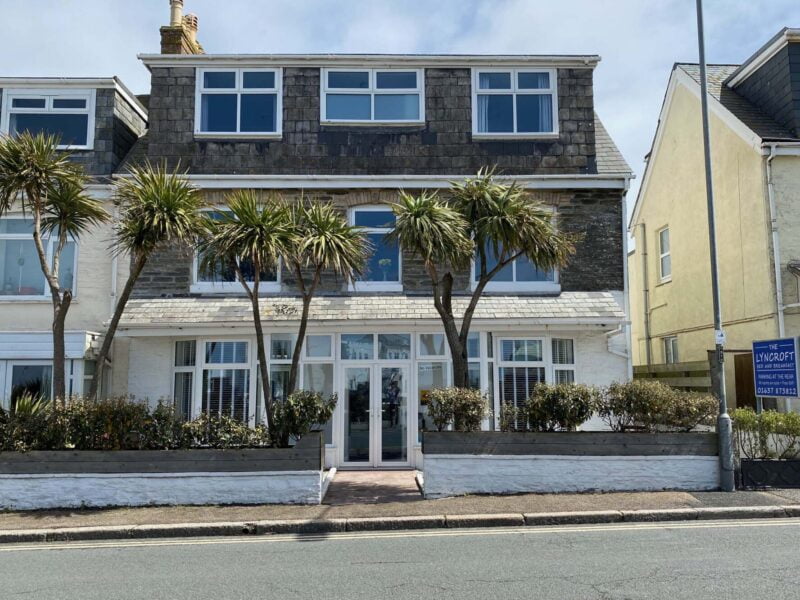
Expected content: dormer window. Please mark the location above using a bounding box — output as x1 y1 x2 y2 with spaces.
0 89 95 149
321 68 424 124
471 68 558 138
195 68 282 138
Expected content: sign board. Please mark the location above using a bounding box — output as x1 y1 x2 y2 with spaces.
752 338 799 398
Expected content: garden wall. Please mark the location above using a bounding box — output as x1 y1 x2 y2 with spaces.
0 433 327 509
422 432 719 498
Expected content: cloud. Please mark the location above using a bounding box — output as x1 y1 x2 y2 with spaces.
0 0 795 209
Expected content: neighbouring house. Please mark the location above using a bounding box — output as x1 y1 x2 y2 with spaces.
0 77 147 402
628 28 800 411
0 1 633 470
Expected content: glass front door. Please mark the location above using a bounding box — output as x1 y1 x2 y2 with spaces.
342 364 410 467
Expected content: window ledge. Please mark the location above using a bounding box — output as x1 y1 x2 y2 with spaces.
190 283 281 295
194 132 282 141
656 277 672 287
476 282 561 294
0 296 55 303
472 132 560 141
350 282 404 293
321 120 425 127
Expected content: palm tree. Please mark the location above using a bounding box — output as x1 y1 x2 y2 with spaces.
390 168 577 387
284 199 369 394
0 132 109 402
198 190 293 440
87 162 205 400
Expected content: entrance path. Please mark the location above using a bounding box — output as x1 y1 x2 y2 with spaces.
323 470 422 505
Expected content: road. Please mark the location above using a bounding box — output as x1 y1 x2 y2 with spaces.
1 519 799 599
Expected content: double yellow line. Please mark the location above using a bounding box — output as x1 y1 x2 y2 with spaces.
3 518 799 553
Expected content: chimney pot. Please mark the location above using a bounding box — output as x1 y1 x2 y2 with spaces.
183 14 199 44
169 0 184 26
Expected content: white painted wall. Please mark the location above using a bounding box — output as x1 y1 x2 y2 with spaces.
422 454 720 498
125 337 174 405
0 470 325 509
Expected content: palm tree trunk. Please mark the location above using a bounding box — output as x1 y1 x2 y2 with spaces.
425 265 469 388
287 265 320 395
88 254 148 400
51 292 71 402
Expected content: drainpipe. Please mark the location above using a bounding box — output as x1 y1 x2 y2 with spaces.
765 143 785 338
639 223 653 365
621 178 634 380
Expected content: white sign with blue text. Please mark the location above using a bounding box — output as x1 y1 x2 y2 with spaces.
752 338 799 398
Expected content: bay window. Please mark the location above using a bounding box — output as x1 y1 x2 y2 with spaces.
322 68 424 123
351 207 401 291
196 68 281 137
472 69 557 137
1 218 77 298
1 89 94 149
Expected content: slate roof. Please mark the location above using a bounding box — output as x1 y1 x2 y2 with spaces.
594 114 631 174
118 292 625 330
677 64 797 141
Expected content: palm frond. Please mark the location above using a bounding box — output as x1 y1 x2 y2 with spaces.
42 172 110 239
113 161 206 258
388 190 472 269
0 132 78 214
287 199 370 283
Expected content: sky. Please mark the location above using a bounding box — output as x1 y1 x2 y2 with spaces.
0 0 797 210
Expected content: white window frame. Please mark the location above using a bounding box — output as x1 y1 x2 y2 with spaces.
471 68 559 139
3 360 54 409
658 226 671 282
191 208 281 294
198 339 253 423
0 88 96 150
350 205 402 292
321 68 425 125
0 215 79 301
663 336 679 364
551 337 576 383
194 68 283 139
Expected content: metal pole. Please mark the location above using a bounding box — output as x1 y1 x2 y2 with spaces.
696 0 735 492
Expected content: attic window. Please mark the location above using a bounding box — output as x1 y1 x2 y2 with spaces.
321 68 424 124
196 68 282 137
1 89 95 149
471 69 558 138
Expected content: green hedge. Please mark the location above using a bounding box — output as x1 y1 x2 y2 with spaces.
732 408 800 460
0 393 335 452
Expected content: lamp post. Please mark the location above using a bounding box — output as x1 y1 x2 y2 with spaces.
695 0 735 492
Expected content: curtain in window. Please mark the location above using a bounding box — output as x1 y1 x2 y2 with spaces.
538 95 553 132
477 95 489 133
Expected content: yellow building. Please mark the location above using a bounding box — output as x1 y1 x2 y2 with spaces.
629 29 800 409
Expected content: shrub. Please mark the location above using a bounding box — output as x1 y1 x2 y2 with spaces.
526 383 600 431
732 407 800 460
499 402 520 432
180 413 270 449
426 387 490 432
600 380 716 432
271 391 337 447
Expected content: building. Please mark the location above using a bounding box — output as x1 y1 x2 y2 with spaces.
0 1 633 469
0 77 147 401
628 28 800 410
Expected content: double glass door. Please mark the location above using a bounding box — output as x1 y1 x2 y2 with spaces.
343 365 410 467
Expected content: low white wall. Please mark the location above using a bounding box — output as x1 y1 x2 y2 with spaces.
423 455 720 499
1 470 324 510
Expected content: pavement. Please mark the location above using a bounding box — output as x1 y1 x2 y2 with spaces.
2 519 800 599
1 470 799 542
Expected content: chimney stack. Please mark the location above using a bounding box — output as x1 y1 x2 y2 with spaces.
160 0 203 55
169 0 183 26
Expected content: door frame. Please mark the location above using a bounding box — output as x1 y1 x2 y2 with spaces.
339 361 413 468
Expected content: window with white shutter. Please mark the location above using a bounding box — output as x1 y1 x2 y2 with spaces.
201 341 250 422
552 338 575 383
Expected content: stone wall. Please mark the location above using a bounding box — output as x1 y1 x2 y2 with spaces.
130 187 623 298
139 66 596 175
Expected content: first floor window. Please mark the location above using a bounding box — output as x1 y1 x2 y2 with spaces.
198 69 280 135
473 69 556 136
663 336 679 364
1 218 76 297
474 243 555 290
2 89 94 148
352 207 401 288
201 341 249 422
658 227 671 281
